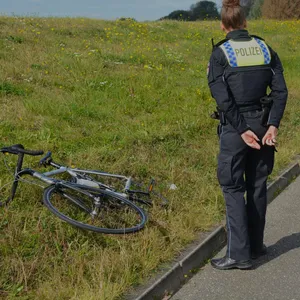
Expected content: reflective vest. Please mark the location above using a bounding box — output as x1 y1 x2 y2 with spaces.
219 37 271 68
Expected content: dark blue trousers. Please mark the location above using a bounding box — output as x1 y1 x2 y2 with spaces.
218 110 275 260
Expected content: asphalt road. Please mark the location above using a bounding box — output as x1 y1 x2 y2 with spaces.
172 176 300 300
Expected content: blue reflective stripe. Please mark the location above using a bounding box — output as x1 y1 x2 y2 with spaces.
225 205 232 258
254 38 271 64
223 41 238 67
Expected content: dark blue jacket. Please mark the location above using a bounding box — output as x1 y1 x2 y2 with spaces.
208 29 288 134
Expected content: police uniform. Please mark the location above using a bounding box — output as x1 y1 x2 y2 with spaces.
208 29 288 261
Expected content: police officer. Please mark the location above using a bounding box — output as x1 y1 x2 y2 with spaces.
208 0 288 270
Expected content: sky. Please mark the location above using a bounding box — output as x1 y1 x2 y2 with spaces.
0 0 222 21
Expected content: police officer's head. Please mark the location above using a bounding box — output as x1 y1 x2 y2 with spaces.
221 0 246 33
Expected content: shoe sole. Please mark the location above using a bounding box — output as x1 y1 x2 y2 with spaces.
211 262 252 270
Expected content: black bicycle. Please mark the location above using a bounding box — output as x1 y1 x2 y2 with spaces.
0 144 151 234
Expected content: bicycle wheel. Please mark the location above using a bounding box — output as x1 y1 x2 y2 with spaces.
43 184 147 234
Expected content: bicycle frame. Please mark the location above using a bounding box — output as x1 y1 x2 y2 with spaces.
14 167 106 202
40 153 152 199
42 161 155 206
1 145 155 207
1 144 149 234
0 151 109 206
47 166 130 187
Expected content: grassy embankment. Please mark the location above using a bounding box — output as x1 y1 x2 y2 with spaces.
0 17 299 299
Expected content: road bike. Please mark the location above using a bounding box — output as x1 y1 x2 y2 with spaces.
38 150 168 208
0 144 153 234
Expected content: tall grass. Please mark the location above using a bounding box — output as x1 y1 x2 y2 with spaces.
0 17 299 299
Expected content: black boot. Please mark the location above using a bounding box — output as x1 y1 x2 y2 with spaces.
251 244 267 260
211 256 252 270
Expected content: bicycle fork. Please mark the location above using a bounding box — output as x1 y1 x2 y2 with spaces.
91 196 101 218
6 152 25 205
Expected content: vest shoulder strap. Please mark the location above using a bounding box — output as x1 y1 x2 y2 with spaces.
250 34 265 41
213 38 228 49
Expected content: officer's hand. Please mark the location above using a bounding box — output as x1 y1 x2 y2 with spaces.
241 130 261 150
262 125 278 146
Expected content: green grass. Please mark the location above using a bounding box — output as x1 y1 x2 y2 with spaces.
0 16 299 299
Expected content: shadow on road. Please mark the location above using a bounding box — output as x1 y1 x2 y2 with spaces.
253 232 300 269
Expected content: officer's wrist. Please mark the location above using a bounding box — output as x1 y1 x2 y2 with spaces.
267 123 279 129
238 126 251 135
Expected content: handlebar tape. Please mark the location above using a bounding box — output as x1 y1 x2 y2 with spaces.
0 144 44 156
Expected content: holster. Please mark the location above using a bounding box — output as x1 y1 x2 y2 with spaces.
219 111 226 125
260 96 273 126
210 108 226 137
210 108 226 125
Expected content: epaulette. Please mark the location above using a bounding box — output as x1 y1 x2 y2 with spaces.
250 34 265 41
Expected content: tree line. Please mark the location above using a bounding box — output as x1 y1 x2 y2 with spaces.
160 1 219 21
261 0 300 19
161 0 300 21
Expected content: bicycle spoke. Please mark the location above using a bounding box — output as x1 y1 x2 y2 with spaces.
60 190 93 214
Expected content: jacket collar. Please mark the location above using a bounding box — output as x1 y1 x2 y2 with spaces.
226 29 252 41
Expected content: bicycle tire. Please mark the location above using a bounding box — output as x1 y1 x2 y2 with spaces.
43 184 147 234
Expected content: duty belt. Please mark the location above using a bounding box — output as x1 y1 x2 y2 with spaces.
238 104 262 113
210 104 261 121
